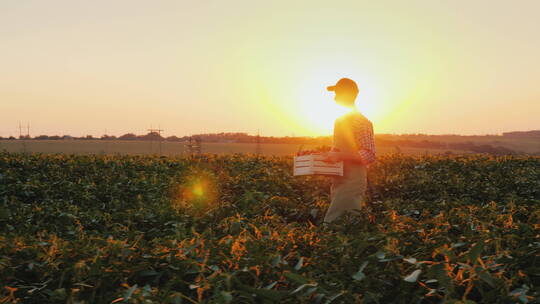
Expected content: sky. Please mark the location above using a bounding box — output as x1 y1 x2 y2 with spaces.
1 0 539 137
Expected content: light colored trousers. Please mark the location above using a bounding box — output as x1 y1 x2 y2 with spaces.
323 164 367 223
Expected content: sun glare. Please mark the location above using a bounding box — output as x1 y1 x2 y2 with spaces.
294 66 385 136
302 98 351 135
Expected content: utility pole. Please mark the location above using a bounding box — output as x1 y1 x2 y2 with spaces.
19 122 27 153
255 130 261 155
147 126 164 155
104 129 109 155
195 136 201 154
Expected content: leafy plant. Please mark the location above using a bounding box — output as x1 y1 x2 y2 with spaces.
0 152 538 303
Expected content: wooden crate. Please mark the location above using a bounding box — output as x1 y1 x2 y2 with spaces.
293 154 343 176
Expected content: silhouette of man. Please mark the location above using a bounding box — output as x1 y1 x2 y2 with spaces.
322 78 376 222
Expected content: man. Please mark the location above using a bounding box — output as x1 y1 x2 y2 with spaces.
322 77 376 223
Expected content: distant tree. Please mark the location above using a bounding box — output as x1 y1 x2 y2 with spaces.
139 132 163 141
84 135 94 140
49 135 61 140
119 133 138 140
34 135 49 140
101 134 117 140
8 136 16 140
503 130 540 137
166 135 181 142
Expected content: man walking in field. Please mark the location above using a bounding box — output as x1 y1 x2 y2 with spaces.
322 78 376 222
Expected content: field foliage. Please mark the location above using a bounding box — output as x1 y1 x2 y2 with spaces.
0 152 539 303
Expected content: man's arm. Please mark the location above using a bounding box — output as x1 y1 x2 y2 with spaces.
353 119 376 164
323 119 376 165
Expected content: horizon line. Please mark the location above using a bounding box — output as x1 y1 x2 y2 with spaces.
2 129 540 139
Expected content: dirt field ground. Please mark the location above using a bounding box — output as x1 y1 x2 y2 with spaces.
0 140 463 156
378 134 540 154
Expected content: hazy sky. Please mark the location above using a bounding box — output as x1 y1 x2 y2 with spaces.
1 0 539 137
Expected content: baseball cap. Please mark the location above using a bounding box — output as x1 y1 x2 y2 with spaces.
327 78 358 92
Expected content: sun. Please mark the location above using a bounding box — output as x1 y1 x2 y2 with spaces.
301 97 351 135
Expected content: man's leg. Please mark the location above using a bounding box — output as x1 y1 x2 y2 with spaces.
323 167 367 223
324 183 362 222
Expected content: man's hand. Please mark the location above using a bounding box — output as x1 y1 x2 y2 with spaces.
321 152 341 164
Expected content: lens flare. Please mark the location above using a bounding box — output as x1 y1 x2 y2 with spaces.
171 171 219 212
192 183 205 198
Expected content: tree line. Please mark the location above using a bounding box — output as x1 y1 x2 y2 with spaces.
1 132 529 155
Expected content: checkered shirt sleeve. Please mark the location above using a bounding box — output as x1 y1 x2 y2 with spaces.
352 117 376 165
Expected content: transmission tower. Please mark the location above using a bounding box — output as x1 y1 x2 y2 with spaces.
18 122 30 139
186 136 202 155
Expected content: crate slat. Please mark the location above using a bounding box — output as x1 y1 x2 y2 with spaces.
293 154 343 176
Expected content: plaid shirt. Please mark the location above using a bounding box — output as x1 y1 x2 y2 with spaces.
352 114 376 165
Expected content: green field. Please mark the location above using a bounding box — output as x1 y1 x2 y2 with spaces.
1 152 538 303
0 140 464 156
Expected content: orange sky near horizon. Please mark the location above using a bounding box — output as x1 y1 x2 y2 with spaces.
1 0 539 138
